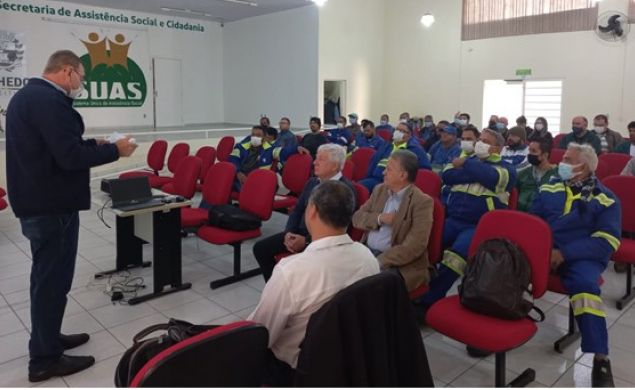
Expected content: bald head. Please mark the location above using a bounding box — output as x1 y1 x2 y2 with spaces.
572 116 588 131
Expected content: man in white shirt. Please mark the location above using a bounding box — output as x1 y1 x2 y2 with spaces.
249 180 380 386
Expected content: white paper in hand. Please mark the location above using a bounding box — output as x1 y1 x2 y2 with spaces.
107 132 126 144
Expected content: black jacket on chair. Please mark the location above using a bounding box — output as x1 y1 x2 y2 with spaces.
294 272 433 387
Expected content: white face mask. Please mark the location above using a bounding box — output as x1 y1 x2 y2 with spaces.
594 126 607 134
399 119 408 124
250 136 263 147
393 130 405 143
337 123 344 129
380 120 388 126
350 118 358 125
474 141 491 159
460 140 475 154
535 123 544 131
67 84 84 99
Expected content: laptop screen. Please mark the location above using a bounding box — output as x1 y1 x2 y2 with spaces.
109 177 153 207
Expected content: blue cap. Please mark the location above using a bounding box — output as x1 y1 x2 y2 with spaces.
442 126 458 136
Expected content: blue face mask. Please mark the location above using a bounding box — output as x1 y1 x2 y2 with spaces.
558 162 575 181
424 121 434 128
495 122 505 130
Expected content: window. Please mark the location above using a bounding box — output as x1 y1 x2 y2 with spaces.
482 79 563 134
462 0 598 40
630 0 635 22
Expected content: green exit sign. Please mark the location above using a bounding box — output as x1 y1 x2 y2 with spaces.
516 68 532 77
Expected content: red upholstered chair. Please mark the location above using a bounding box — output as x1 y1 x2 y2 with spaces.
129 321 268 388
145 143 190 188
414 169 442 199
161 156 202 200
508 188 519 210
425 210 551 387
0 187 6 198
348 183 371 243
377 130 392 142
216 136 235 163
595 159 611 181
603 175 635 310
198 169 277 289
351 147 376 182
409 197 445 300
273 154 313 211
0 187 7 211
342 159 354 180
194 146 216 192
119 139 168 179
553 133 566 149
599 153 631 177
181 162 235 229
549 148 566 164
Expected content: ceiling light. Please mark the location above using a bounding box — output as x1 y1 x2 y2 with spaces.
420 13 435 28
220 0 259 6
312 0 328 7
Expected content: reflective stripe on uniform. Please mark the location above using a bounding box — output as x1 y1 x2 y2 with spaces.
486 197 495 211
592 193 616 208
571 293 606 318
591 231 621 251
450 183 510 205
563 186 581 215
540 183 565 193
273 147 282 160
441 250 467 276
493 166 509 194
378 142 407 168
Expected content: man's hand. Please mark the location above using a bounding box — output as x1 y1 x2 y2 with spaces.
96 138 109 146
284 233 307 253
297 146 310 155
115 136 137 157
237 172 247 185
452 157 466 169
379 212 396 226
550 249 565 271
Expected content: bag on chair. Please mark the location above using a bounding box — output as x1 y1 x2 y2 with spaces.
114 318 217 387
459 238 544 321
207 204 262 231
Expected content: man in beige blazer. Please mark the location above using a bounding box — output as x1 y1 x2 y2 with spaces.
353 150 434 292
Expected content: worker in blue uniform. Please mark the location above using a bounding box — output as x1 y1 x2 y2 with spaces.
229 125 275 191
358 122 431 193
327 116 353 149
414 129 516 335
355 120 386 150
531 143 621 387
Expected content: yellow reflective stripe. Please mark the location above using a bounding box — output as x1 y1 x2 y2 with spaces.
450 183 510 205
591 231 621 251
272 147 282 160
378 159 389 168
563 186 581 215
540 183 565 193
592 193 615 208
393 142 408 151
441 250 467 276
259 165 272 170
494 166 509 194
486 153 502 163
571 293 606 318
486 197 495 211
240 141 251 149
230 148 241 158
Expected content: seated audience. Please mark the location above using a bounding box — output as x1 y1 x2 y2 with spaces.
528 116 553 144
417 115 436 143
559 116 602 154
376 113 395 134
424 120 449 151
615 121 635 157
452 112 470 136
265 126 278 145
398 112 411 124
428 125 461 171
249 180 380 386
355 120 386 150
229 125 275 191
277 117 297 149
622 157 635 176
347 113 362 137
516 115 532 137
485 114 499 132
592 114 623 154
515 139 558 211
458 125 480 156
253 144 354 282
352 150 433 292
260 116 271 128
327 116 353 148
498 116 510 138
530 143 620 387
290 117 328 160
501 126 530 170
414 129 516 342
358 122 431 193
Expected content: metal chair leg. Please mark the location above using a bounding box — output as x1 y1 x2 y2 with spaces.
617 263 635 310
554 304 581 353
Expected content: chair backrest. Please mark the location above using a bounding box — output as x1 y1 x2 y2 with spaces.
351 148 376 181
282 153 313 195
167 143 190 174
195 146 216 183
596 159 610 181
147 140 168 174
508 187 519 210
428 198 445 264
377 130 392 142
202 162 236 206
599 153 631 177
0 186 5 198
603 175 635 233
342 159 354 180
553 133 566 148
467 210 551 298
239 169 277 221
216 136 235 162
349 183 371 242
414 169 442 198
549 148 565 164
130 321 269 388
170 156 202 199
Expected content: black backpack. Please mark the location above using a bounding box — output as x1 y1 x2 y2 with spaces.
208 204 262 231
459 238 544 321
114 319 217 387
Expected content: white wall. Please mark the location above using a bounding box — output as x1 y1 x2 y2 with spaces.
318 0 387 124
222 6 319 127
382 0 635 134
0 0 224 130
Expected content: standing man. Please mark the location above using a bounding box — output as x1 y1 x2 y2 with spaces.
6 50 137 382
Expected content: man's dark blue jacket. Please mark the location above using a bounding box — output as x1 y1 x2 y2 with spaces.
6 78 119 218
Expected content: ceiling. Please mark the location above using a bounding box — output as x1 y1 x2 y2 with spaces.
56 0 314 23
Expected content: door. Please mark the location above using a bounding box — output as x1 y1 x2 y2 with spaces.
153 58 183 128
324 80 346 125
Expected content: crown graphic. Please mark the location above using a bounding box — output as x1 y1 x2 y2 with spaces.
81 32 131 70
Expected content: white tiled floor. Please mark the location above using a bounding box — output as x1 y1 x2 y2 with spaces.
1 185 635 387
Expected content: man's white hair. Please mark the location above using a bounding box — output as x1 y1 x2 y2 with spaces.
567 143 598 172
317 143 347 171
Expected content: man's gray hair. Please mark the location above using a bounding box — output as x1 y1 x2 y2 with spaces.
567 143 598 172
308 181 355 229
43 50 81 74
317 143 347 171
481 128 506 147
390 149 419 182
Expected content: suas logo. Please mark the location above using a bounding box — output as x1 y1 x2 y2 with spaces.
74 32 146 108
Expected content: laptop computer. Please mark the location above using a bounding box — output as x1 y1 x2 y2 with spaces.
109 177 165 212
